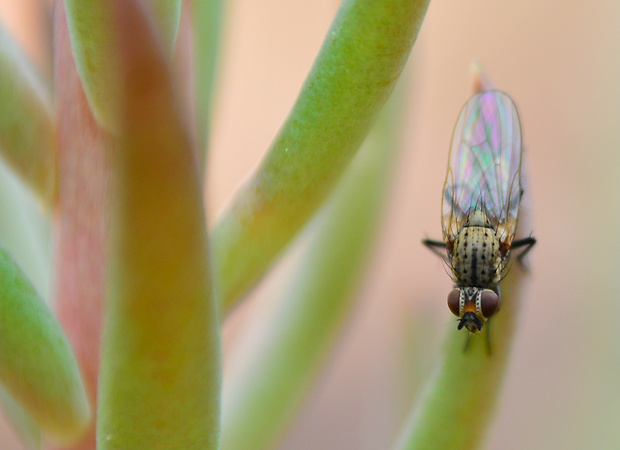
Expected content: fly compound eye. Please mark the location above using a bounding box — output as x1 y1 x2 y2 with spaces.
480 290 499 318
447 289 461 317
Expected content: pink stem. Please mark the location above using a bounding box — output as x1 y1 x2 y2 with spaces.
48 2 111 448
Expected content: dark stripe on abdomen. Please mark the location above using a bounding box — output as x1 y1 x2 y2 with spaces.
471 248 478 286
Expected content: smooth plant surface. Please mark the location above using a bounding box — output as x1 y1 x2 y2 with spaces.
211 0 431 314
0 245 89 445
393 265 529 450
64 0 182 132
96 2 220 448
221 89 404 450
0 25 54 203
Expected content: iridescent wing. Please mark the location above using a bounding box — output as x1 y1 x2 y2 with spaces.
441 91 523 244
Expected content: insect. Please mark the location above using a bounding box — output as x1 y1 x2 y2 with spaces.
423 90 535 334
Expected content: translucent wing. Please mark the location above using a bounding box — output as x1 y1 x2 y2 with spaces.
441 91 523 244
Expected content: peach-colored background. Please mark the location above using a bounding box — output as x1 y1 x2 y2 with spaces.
2 0 620 449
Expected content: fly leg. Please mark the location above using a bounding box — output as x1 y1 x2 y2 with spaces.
511 236 536 270
461 326 492 356
422 238 450 263
463 332 472 353
484 319 493 356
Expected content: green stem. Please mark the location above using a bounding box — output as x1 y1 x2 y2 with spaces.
0 385 41 450
64 0 182 131
0 245 90 445
97 1 220 447
393 263 530 450
0 24 55 205
192 0 224 172
211 0 430 314
221 85 403 450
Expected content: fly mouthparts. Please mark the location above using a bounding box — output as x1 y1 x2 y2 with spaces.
458 312 483 332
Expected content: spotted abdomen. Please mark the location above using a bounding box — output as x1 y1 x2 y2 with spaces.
451 225 503 288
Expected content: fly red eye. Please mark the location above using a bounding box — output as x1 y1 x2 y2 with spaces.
480 290 499 318
447 289 461 317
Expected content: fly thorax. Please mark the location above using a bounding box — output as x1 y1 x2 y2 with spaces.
451 214 503 288
466 209 491 227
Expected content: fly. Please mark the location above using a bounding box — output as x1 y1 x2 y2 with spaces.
423 91 535 334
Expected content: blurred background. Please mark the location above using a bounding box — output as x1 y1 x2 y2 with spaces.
2 0 620 449
212 1 620 449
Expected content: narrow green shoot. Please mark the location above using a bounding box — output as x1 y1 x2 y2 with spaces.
221 89 403 450
64 0 182 132
0 245 90 445
0 385 41 450
0 24 55 205
192 0 225 170
393 266 529 450
211 0 430 314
